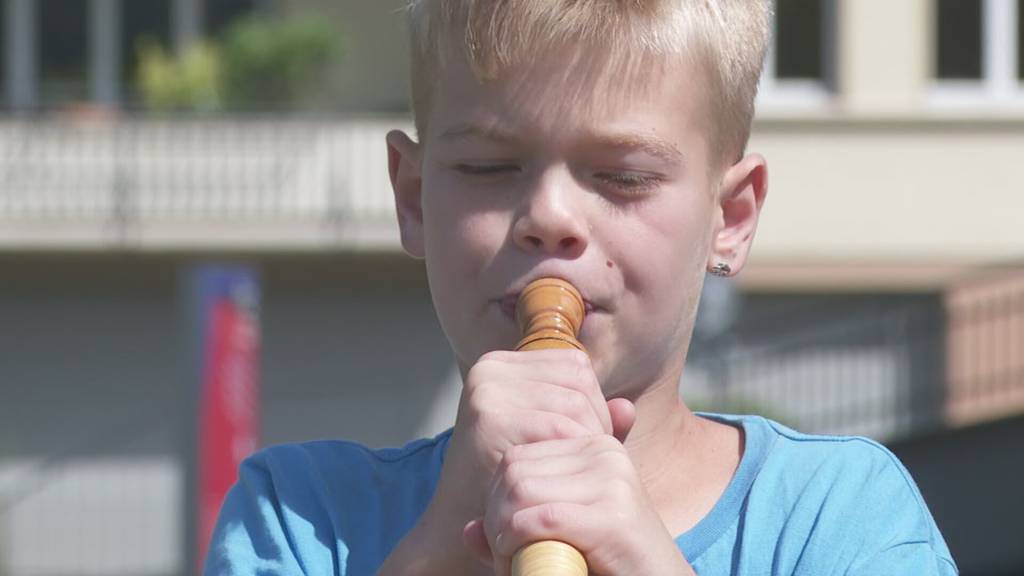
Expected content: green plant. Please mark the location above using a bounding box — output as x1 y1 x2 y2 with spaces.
136 39 223 112
220 13 341 109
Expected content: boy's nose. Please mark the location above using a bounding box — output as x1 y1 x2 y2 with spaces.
511 179 588 258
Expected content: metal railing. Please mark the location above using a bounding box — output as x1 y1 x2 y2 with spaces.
690 296 943 440
690 278 1024 442
0 115 405 247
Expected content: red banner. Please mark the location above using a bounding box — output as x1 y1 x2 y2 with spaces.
195 268 261 572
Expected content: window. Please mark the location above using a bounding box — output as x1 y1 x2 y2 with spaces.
205 0 257 38
776 0 825 80
759 0 835 109
0 2 6 107
931 0 1024 105
122 0 172 106
936 0 983 79
1019 0 1023 80
39 0 88 106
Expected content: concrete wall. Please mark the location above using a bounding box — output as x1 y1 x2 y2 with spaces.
0 253 457 452
0 252 459 574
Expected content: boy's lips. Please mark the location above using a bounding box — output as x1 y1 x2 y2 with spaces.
496 292 598 320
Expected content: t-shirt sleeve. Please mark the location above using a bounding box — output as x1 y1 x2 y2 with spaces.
203 449 338 576
825 441 958 576
201 434 448 576
203 454 304 575
850 541 958 576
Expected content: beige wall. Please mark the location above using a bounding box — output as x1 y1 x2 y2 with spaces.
837 0 932 114
745 0 1023 290
746 117 1024 276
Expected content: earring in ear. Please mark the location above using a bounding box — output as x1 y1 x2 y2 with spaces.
709 263 732 277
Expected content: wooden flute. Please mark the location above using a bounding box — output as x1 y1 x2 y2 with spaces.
512 277 589 576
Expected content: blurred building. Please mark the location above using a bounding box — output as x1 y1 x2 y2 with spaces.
0 1 1022 575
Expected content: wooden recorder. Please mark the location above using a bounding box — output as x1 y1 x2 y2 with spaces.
512 277 589 576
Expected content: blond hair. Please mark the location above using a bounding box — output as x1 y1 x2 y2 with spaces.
405 0 770 162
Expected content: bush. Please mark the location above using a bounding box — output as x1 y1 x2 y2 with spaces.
137 40 222 112
135 13 341 113
220 13 341 110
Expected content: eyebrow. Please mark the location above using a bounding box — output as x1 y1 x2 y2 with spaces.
439 123 685 165
440 123 524 145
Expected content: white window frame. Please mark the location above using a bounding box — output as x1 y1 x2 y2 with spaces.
929 0 1024 109
757 0 834 112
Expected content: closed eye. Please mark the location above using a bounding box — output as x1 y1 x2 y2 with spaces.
595 171 663 194
454 163 520 175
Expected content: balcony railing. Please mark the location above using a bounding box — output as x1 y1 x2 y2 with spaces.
689 273 1024 441
0 115 407 249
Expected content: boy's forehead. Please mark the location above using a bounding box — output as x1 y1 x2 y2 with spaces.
425 47 710 146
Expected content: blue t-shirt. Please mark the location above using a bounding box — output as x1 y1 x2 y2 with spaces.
204 414 957 575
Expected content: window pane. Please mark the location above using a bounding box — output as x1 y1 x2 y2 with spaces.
122 0 172 106
39 0 89 106
936 0 982 79
205 0 257 38
0 2 6 107
776 0 823 80
1018 0 1023 80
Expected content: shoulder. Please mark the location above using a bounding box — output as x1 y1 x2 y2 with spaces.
740 415 927 514
242 429 453 492
758 417 919 487
204 430 452 576
704 413 914 489
233 430 453 534
734 416 957 573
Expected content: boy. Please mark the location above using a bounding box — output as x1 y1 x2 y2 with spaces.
205 1 957 574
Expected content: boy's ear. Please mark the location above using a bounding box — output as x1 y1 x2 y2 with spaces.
386 130 425 259
709 153 768 275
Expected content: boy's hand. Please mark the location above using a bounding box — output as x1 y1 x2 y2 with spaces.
462 434 695 576
454 350 623 477
439 349 631 515
380 348 639 575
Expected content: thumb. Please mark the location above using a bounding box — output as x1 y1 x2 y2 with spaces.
606 397 636 442
462 517 493 564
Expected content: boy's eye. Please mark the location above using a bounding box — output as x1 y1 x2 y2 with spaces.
596 171 662 195
454 163 520 175
451 163 662 195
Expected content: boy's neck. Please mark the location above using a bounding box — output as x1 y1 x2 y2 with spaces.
622 372 697 475
623 372 745 537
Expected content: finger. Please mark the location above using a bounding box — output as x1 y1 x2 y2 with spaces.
491 502 605 560
491 469 604 519
510 410 598 445
499 434 624 464
490 437 626 495
505 349 613 435
607 397 637 442
535 349 613 436
463 518 493 563
494 448 592 487
517 379 607 435
471 376 607 437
